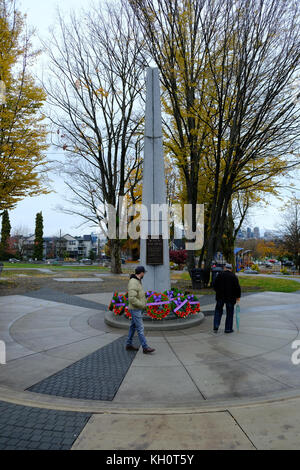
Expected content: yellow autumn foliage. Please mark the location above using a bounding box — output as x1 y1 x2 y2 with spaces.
0 0 49 211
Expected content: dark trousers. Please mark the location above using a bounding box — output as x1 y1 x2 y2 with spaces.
213 299 235 332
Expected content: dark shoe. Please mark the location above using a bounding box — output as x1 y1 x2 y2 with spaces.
213 328 218 333
126 345 139 351
143 347 155 354
224 330 234 333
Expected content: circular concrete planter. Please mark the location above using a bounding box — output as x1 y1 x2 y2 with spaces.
105 310 205 331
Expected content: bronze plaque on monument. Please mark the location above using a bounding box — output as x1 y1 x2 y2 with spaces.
146 235 163 265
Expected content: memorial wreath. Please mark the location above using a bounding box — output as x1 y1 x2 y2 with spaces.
108 289 200 320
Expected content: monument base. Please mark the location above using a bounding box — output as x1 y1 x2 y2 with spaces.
105 310 205 331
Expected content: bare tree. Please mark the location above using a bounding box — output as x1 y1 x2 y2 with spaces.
129 0 211 273
281 197 300 271
130 0 300 272
200 0 300 269
11 225 30 259
11 225 30 238
44 0 147 273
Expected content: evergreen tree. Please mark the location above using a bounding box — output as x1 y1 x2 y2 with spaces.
0 209 11 259
33 211 43 260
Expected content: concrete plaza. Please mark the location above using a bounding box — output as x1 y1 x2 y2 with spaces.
0 288 300 449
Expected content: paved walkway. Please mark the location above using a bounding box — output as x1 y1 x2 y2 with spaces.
2 267 55 274
0 289 300 449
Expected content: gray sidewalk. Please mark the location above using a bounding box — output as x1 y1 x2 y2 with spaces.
0 289 300 449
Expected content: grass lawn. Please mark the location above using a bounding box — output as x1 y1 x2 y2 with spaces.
179 272 300 293
238 276 300 293
1 270 52 278
0 279 17 287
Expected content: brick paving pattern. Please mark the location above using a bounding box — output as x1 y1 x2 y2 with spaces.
27 336 138 401
23 287 107 310
0 401 91 450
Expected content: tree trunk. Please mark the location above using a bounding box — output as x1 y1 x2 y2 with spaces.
110 238 122 274
187 249 195 276
204 188 232 270
221 202 236 270
186 177 199 276
198 216 209 268
198 245 205 268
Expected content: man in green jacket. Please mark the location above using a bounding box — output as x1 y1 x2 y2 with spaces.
126 266 155 354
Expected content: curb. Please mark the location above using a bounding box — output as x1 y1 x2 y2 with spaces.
1 385 300 414
104 311 205 331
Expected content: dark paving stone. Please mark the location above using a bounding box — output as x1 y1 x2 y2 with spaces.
27 335 138 401
0 401 91 450
23 287 107 310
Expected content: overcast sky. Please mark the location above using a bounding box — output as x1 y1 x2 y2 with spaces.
10 0 105 237
7 0 300 237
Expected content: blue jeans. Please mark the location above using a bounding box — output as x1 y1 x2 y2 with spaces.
213 300 235 332
126 309 148 349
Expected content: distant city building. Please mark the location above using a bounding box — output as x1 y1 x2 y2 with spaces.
263 230 282 241
238 226 261 239
253 227 260 239
236 229 246 239
238 226 283 241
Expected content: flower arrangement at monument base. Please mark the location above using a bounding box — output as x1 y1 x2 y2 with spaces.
186 294 201 314
145 292 171 320
109 292 129 316
108 290 200 320
164 289 201 318
171 298 192 318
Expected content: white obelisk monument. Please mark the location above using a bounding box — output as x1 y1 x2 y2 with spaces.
140 68 171 292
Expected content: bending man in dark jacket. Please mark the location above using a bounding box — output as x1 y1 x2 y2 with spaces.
213 263 241 333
